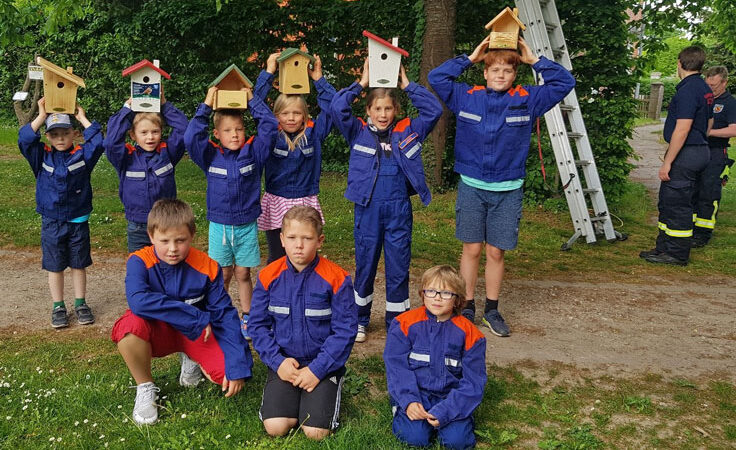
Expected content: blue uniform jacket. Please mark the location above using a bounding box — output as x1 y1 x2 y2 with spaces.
428 55 575 182
384 306 487 427
184 96 278 225
664 74 713 147
253 71 336 198
330 82 442 207
103 102 189 223
709 90 736 149
18 122 104 221
125 246 253 381
249 255 357 381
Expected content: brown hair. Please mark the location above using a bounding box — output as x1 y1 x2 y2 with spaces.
147 199 196 236
282 205 323 236
132 112 163 132
273 94 309 151
365 88 402 117
419 265 467 315
704 65 728 81
213 109 244 129
678 46 706 72
484 49 521 71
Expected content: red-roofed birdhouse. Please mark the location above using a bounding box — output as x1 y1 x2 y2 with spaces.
209 64 253 110
277 48 315 94
122 59 171 112
37 56 86 114
363 30 409 88
484 7 526 50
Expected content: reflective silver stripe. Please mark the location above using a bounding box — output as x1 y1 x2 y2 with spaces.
208 166 227 176
505 115 530 123
154 163 173 176
404 143 420 159
444 357 461 368
354 290 373 306
458 111 481 122
184 295 204 305
274 148 289 157
125 171 145 179
353 144 376 155
239 164 254 175
301 147 314 155
68 160 86 171
385 298 410 312
409 352 430 362
268 305 290 314
305 308 332 317
42 162 54 174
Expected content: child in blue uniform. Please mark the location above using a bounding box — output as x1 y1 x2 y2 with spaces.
253 52 336 263
331 59 442 343
249 206 357 440
111 199 252 425
184 86 278 339
429 36 575 337
384 265 487 449
19 98 104 329
104 92 188 252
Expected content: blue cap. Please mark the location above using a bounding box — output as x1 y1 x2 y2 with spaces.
45 113 73 131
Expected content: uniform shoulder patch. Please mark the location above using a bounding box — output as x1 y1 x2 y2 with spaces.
393 117 411 133
129 246 159 269
396 307 428 337
258 257 289 290
314 257 349 294
508 85 529 97
185 248 220 282
450 315 486 350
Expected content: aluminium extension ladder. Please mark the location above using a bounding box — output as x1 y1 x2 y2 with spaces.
515 0 626 250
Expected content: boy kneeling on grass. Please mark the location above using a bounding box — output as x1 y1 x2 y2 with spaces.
249 206 357 440
111 199 252 425
384 265 487 449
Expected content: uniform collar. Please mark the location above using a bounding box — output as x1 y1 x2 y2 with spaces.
285 254 320 274
676 73 702 90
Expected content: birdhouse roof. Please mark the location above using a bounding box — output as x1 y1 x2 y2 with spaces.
277 48 315 64
122 59 171 79
209 64 253 88
362 30 409 57
36 57 86 88
485 7 526 30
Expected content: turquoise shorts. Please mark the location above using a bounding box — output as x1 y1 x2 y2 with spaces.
208 221 260 268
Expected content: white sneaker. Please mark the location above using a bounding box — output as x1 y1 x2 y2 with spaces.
355 325 367 343
133 382 160 425
179 353 203 387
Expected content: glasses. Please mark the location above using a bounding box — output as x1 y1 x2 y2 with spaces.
422 289 458 301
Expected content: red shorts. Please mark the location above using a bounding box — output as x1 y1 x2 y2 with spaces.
111 310 226 384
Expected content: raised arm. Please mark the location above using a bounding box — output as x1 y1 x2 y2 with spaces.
183 88 217 171
310 55 338 143
254 52 280 101
160 100 189 165
403 80 442 140
103 102 134 171
75 105 104 169
427 37 488 112
249 92 279 165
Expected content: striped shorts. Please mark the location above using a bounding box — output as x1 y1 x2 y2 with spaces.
257 192 324 231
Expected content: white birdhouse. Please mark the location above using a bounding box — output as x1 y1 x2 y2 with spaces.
363 30 408 88
122 59 171 112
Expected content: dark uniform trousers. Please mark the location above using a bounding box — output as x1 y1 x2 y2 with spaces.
693 146 727 239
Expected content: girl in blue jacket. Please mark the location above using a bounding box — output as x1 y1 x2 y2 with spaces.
331 59 442 343
253 52 336 264
104 92 188 252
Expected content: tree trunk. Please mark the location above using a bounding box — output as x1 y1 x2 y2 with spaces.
419 0 456 187
13 58 42 126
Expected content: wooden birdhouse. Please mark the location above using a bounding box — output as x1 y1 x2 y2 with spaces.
122 59 171 113
209 64 253 110
363 30 409 88
36 57 86 114
277 48 315 95
485 7 526 50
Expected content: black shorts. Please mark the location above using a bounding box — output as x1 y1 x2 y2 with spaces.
259 366 346 431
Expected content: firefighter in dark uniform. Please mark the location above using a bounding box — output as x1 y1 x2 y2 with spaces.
640 46 714 265
692 66 736 247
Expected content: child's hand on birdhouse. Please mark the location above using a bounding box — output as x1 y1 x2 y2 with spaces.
30 98 48 132
518 37 539 65
309 55 322 81
160 84 166 105
469 35 491 64
359 58 370 88
266 52 280 75
205 86 218 107
241 87 253 101
399 65 409 90
75 104 92 129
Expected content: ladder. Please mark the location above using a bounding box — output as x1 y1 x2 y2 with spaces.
515 0 625 250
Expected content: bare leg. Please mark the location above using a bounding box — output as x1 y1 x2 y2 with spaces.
222 266 234 292
117 334 153 384
70 268 86 300
48 271 64 303
459 242 483 300
234 265 252 313
302 426 331 440
484 244 505 300
264 417 299 437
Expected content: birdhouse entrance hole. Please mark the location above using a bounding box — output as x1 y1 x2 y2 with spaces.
381 53 388 60
143 76 150 83
57 82 65 89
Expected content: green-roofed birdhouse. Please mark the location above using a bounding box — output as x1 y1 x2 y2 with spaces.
209 64 253 110
277 48 315 94
485 7 526 50
37 56 86 114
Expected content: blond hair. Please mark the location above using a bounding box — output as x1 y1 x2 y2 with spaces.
132 112 163 132
213 109 244 129
419 265 467 315
282 205 323 236
147 199 196 236
273 94 309 151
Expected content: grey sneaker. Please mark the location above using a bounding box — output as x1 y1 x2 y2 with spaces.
74 304 95 325
132 382 160 425
179 353 203 387
51 306 69 329
355 325 367 343
482 310 510 337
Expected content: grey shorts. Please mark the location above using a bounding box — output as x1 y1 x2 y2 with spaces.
454 181 523 250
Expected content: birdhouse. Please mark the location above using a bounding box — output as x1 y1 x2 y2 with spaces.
277 48 315 95
484 7 526 50
122 59 171 113
363 30 409 88
209 64 253 110
36 57 86 114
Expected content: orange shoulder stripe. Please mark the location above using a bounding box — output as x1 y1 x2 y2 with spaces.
306 119 315 128
450 315 486 351
128 246 159 269
69 145 82 155
508 85 529 97
246 136 255 145
44 144 52 152
358 117 367 126
314 257 349 294
185 248 220 282
396 306 428 337
258 257 288 290
126 143 136 154
467 86 485 94
393 117 411 133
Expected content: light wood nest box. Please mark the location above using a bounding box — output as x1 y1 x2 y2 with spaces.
36 56 86 114
362 30 409 88
277 48 315 95
122 59 171 113
209 64 253 110
485 7 526 50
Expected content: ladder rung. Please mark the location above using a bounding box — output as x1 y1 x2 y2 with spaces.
546 24 557 32
568 132 584 138
575 159 592 166
560 104 575 112
590 215 608 222
583 188 600 194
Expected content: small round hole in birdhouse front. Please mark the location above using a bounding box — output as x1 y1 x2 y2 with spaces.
294 61 299 67
57 81 65 89
381 53 388 60
143 76 150 83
